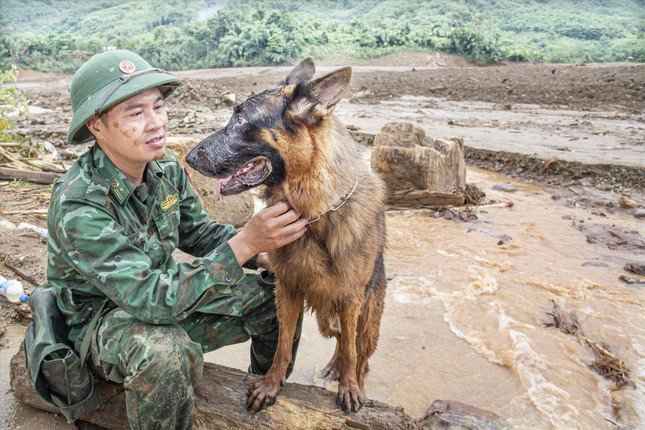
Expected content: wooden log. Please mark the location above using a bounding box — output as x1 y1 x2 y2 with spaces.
10 347 417 430
387 189 465 208
0 167 61 185
10 347 511 429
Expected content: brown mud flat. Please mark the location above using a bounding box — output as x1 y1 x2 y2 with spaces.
2 58 644 429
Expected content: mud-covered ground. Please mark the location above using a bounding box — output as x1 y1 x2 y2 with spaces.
1 54 643 428
2 53 643 323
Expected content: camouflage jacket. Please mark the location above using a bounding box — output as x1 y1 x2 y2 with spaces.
46 144 248 350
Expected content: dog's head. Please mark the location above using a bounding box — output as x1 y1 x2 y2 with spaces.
185 58 351 195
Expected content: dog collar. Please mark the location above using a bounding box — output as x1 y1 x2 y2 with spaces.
307 178 359 224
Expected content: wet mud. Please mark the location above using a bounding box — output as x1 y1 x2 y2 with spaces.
1 60 644 429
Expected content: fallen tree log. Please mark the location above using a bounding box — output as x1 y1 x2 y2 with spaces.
0 166 61 185
387 189 466 208
10 347 510 429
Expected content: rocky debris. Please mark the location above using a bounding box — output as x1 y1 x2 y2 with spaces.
491 183 518 193
465 147 645 192
371 122 467 207
624 263 645 276
571 220 645 252
618 196 637 209
419 400 511 430
348 129 375 147
181 111 204 125
166 137 254 227
430 207 478 222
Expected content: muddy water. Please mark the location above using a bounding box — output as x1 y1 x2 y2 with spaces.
207 167 644 429
2 167 643 429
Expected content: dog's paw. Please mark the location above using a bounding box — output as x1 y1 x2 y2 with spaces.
246 376 283 412
321 360 341 381
336 381 366 413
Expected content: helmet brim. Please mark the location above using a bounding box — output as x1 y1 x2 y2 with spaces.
68 70 181 145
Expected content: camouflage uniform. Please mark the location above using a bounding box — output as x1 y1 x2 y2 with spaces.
46 144 301 429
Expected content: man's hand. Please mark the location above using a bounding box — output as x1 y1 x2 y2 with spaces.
228 202 308 266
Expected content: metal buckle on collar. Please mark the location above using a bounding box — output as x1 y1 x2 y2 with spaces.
94 68 166 116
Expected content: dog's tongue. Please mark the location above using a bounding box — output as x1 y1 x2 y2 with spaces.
215 175 233 200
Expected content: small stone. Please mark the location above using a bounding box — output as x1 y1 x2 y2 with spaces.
624 263 645 276
497 234 513 246
582 261 609 268
221 92 236 106
618 196 637 209
633 209 645 219
41 141 56 153
492 183 518 193
619 275 644 286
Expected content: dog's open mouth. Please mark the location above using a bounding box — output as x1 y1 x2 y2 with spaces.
216 156 273 198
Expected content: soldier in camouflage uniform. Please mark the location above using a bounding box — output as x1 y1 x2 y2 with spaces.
46 50 308 429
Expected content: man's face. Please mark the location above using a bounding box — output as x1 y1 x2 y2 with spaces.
87 87 168 168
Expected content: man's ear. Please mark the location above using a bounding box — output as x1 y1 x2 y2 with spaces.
284 57 315 86
86 116 102 138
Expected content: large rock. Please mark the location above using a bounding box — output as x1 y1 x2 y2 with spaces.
420 400 511 430
370 122 467 207
166 137 254 227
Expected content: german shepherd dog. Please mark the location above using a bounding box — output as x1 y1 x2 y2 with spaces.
186 58 386 413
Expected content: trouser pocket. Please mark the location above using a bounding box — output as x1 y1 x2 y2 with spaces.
41 348 92 407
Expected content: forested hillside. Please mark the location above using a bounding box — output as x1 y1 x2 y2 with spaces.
0 0 642 72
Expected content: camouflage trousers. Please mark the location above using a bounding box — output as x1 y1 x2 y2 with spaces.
88 272 302 430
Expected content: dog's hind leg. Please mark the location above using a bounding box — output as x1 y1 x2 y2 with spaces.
356 252 386 392
246 285 304 412
317 313 342 380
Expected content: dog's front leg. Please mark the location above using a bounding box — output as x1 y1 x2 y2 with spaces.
337 299 365 412
246 284 303 412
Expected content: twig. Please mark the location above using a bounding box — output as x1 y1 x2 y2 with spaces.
544 300 630 388
0 208 48 215
0 198 38 207
4 260 41 287
0 146 20 163
19 159 67 173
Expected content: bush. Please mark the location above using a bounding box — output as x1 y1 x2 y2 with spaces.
446 24 503 65
0 66 28 142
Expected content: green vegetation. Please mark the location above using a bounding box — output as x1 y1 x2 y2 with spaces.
0 66 27 142
0 0 642 72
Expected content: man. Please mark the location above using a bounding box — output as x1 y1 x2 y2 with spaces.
46 50 307 428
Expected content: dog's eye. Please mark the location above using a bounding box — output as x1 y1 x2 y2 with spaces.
237 116 246 125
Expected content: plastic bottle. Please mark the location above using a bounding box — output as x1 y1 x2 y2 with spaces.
0 275 29 304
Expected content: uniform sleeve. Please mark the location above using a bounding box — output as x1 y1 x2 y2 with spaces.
175 163 258 269
54 200 245 324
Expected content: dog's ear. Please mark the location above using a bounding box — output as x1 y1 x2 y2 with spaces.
306 66 352 114
284 66 351 126
284 57 315 86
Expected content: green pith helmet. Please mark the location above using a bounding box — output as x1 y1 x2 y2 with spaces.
68 50 181 145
